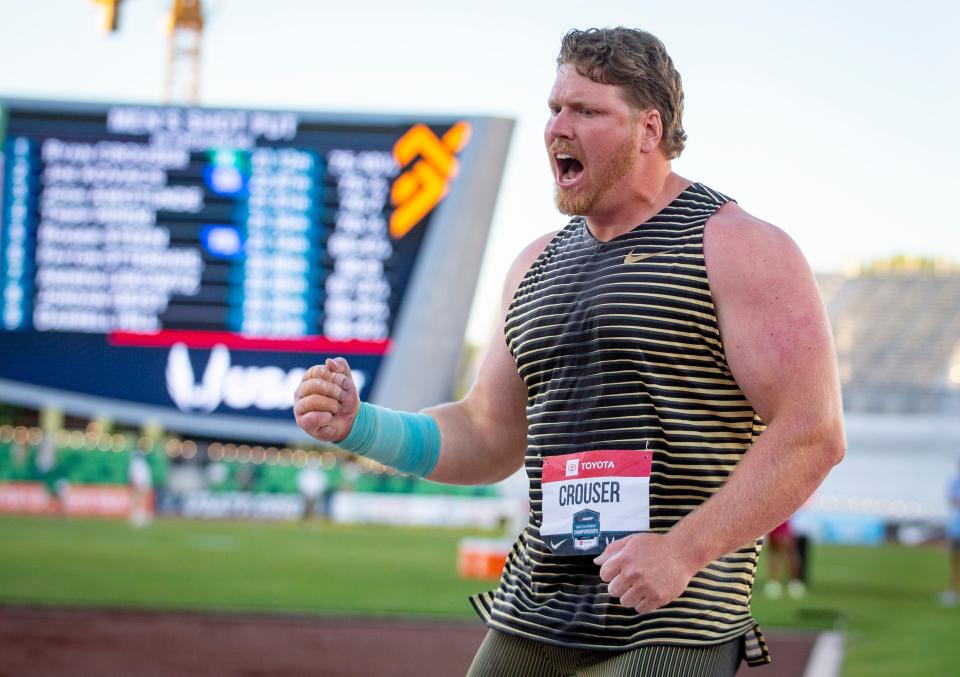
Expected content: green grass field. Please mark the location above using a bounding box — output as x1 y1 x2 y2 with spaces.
1 515 958 676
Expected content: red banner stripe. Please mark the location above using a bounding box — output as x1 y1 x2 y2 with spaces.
107 330 391 355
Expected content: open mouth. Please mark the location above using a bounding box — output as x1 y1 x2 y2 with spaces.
555 153 584 187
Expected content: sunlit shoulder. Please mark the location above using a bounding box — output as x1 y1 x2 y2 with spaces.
704 202 807 275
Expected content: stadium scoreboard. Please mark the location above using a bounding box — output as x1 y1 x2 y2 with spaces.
0 99 513 441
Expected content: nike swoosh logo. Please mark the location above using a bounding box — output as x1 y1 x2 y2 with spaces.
550 539 567 549
623 249 678 264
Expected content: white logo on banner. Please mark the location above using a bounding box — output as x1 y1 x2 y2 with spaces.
565 459 579 477
165 342 367 413
582 461 615 471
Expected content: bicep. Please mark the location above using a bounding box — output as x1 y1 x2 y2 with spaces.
426 232 556 479
706 211 841 427
460 319 528 435
425 326 527 483
457 234 555 439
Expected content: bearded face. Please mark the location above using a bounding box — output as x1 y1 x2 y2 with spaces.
552 130 639 216
545 65 648 218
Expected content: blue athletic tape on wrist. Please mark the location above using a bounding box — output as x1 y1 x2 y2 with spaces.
337 402 440 477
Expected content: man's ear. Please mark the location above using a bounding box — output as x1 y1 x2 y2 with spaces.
639 108 663 154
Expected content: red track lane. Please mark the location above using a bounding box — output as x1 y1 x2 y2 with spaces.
0 606 818 677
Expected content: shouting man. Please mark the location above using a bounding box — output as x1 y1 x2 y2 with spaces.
295 27 845 675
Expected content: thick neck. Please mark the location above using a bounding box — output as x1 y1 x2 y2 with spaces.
585 166 689 242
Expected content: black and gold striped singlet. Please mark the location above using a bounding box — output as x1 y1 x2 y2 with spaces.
470 182 771 667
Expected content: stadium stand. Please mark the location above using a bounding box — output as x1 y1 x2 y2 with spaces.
818 260 960 415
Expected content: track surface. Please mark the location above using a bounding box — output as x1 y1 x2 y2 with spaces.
0 606 817 676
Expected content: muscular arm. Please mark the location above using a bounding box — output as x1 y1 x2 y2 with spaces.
665 203 845 566
295 231 557 486
598 203 845 612
422 237 550 484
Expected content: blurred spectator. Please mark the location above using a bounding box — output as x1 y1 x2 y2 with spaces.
340 458 360 491
764 518 806 599
321 471 339 521
205 461 229 491
10 438 28 468
35 433 62 511
234 463 257 492
128 451 153 528
297 459 327 521
941 459 960 606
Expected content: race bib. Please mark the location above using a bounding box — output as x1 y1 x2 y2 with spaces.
540 449 652 556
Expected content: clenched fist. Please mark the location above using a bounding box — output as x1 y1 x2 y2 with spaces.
594 532 701 615
294 357 362 442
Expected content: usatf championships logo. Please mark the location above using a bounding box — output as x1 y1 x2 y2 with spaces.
389 121 471 239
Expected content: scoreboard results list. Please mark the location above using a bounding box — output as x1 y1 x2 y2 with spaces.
0 100 512 440
1 104 442 342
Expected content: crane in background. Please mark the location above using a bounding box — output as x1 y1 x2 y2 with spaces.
90 0 206 105
91 0 123 32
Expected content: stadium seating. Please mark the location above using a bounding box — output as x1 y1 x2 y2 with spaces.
819 269 960 414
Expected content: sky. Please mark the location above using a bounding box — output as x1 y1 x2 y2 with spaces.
1 0 957 344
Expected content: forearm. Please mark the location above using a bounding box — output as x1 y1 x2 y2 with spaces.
337 402 441 477
423 400 526 485
307 264 531 484
337 398 525 485
667 414 845 569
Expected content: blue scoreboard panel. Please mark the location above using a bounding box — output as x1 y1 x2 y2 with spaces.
0 99 512 441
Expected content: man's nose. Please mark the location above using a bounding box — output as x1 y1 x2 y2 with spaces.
547 110 573 140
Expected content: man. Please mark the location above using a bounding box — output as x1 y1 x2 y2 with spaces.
297 457 328 521
943 458 960 607
295 27 845 675
128 449 153 528
764 518 806 600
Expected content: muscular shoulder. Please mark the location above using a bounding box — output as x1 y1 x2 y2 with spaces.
703 202 809 299
500 230 560 308
703 201 830 421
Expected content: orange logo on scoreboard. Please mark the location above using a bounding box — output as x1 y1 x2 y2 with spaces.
390 121 472 239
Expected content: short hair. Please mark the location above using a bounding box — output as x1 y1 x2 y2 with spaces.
558 27 687 159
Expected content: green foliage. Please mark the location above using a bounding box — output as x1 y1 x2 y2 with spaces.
0 443 491 497
860 255 960 274
0 443 169 486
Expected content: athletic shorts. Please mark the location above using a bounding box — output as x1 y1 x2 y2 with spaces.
467 629 743 677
